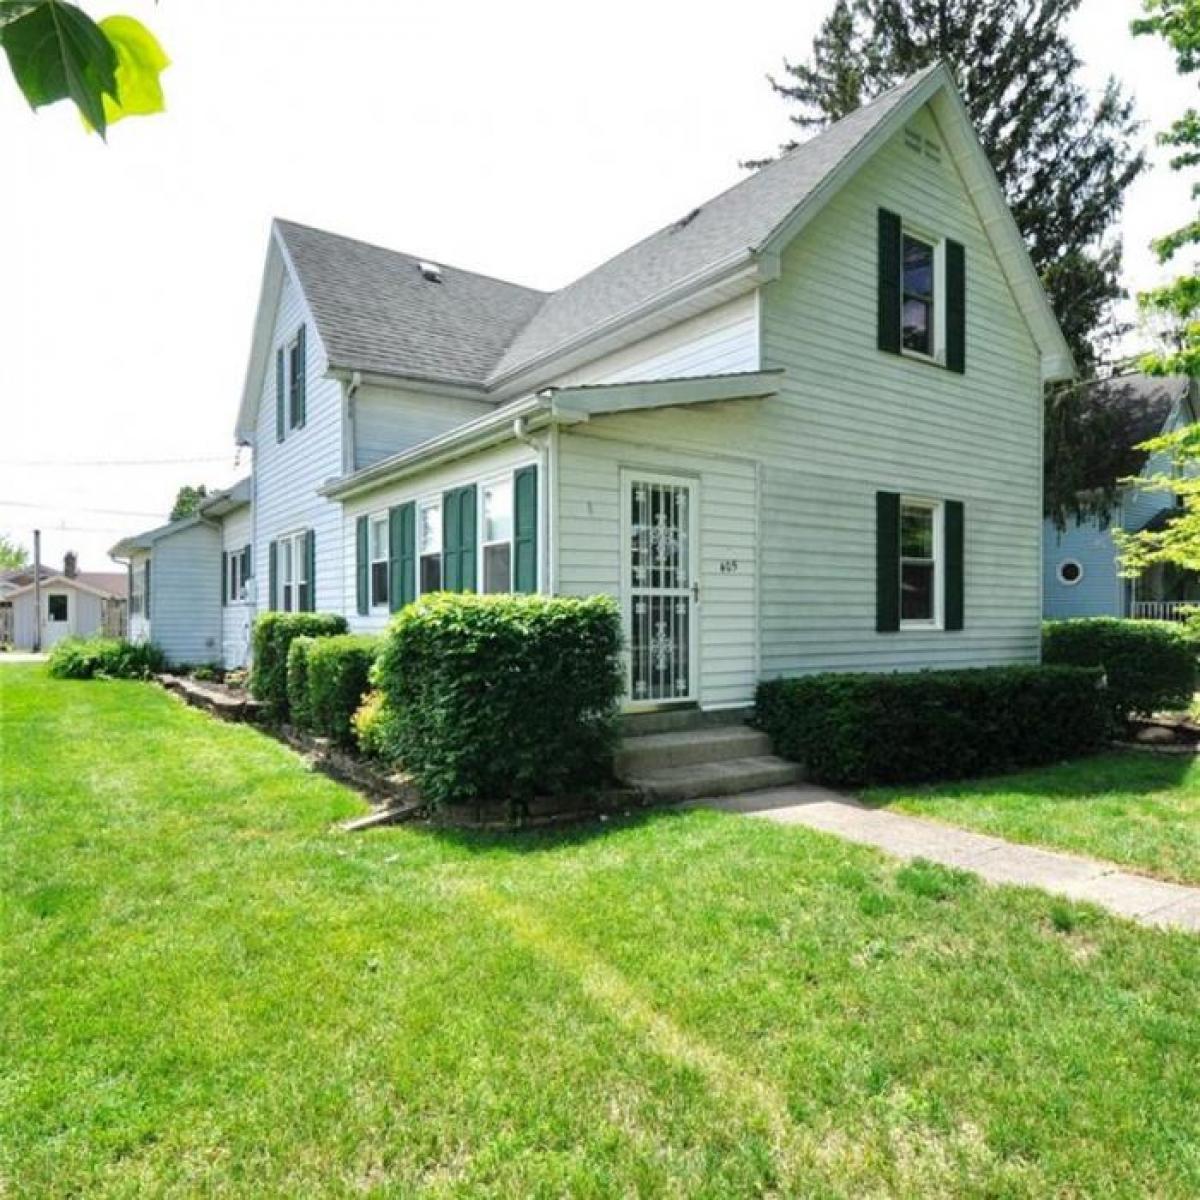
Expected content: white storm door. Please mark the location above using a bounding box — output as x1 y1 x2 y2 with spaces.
623 471 699 706
43 592 72 647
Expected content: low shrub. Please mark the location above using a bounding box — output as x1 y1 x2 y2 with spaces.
47 636 165 681
375 593 623 810
1043 618 1197 727
755 664 1108 787
250 612 347 720
286 636 316 730
352 689 399 762
306 634 380 746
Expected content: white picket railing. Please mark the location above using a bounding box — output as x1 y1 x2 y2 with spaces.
1131 600 1195 622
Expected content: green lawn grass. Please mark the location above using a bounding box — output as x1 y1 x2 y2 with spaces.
867 751 1200 886
4 664 1200 1195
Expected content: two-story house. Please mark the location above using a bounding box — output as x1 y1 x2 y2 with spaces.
113 62 1074 712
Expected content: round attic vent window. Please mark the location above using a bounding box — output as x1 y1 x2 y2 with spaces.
1057 559 1084 586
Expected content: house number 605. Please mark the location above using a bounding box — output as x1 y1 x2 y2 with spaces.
719 560 739 574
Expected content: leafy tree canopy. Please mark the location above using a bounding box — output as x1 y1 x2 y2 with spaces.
0 1 167 136
1132 0 1199 378
753 0 1146 378
0 534 29 570
169 485 209 523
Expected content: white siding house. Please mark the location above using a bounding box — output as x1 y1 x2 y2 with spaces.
115 64 1076 709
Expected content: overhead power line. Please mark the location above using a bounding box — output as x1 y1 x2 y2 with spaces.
0 454 233 468
0 500 166 519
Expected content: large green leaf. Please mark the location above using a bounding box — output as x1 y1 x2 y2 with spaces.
0 0 117 134
94 14 167 127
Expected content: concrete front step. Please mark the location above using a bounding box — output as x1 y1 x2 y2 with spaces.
614 725 772 775
619 705 754 738
626 755 804 804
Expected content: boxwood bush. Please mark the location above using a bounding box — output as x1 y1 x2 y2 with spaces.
375 593 623 810
285 636 316 730
352 690 399 762
305 634 380 746
250 612 346 720
756 664 1108 787
47 636 165 680
1042 618 1197 727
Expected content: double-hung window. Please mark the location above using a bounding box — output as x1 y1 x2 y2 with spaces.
900 498 941 627
418 500 442 593
227 550 242 602
370 514 389 608
288 336 304 429
901 232 936 356
280 531 309 613
131 565 144 616
481 478 513 594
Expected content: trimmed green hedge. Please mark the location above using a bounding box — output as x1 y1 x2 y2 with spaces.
250 612 347 720
285 636 316 730
47 636 165 680
756 664 1108 787
305 634 380 746
375 593 623 810
1042 618 1196 727
352 690 399 762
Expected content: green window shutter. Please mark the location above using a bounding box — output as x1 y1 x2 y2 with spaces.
876 491 900 633
877 209 903 355
242 544 252 585
442 485 478 592
944 500 964 631
297 324 308 427
945 239 965 374
513 465 538 593
275 347 285 442
304 529 316 611
355 515 369 615
389 502 416 612
268 540 278 611
221 552 228 608
144 560 151 619
126 562 133 611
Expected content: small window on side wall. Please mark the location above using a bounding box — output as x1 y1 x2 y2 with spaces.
1058 559 1084 586
900 499 941 626
902 233 935 356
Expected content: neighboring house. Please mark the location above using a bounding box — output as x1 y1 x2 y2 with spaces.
112 479 253 668
2 553 127 650
1044 374 1198 622
113 62 1074 707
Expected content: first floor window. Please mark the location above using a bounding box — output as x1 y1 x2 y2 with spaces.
419 500 442 593
280 531 309 612
131 567 144 616
481 478 513 594
902 232 935 356
370 515 389 608
227 551 242 602
47 594 68 621
900 499 940 625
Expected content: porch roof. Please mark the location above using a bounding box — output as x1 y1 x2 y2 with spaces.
322 369 784 501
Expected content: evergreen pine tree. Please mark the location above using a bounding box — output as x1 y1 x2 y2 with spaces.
754 0 1146 377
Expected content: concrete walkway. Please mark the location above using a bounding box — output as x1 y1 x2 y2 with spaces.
0 653 47 664
702 785 1200 933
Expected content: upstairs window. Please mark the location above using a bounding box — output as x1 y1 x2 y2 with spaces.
288 335 304 429
419 500 442 594
902 233 935 356
370 515 389 608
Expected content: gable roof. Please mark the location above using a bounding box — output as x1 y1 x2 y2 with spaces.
244 61 1072 418
275 221 547 389
5 573 125 601
109 478 250 560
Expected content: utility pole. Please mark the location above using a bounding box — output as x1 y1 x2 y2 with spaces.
32 529 41 652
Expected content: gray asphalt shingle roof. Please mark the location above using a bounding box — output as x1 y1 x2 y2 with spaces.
277 65 937 390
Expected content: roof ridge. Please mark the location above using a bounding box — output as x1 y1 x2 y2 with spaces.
274 218 549 298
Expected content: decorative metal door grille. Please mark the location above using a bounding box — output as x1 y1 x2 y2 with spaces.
628 479 693 702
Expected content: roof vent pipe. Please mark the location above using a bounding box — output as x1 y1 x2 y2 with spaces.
418 261 443 283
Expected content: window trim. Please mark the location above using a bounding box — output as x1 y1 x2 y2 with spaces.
279 529 309 613
369 512 390 610
899 496 944 630
900 226 944 365
1057 558 1085 587
416 495 443 596
478 473 515 595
